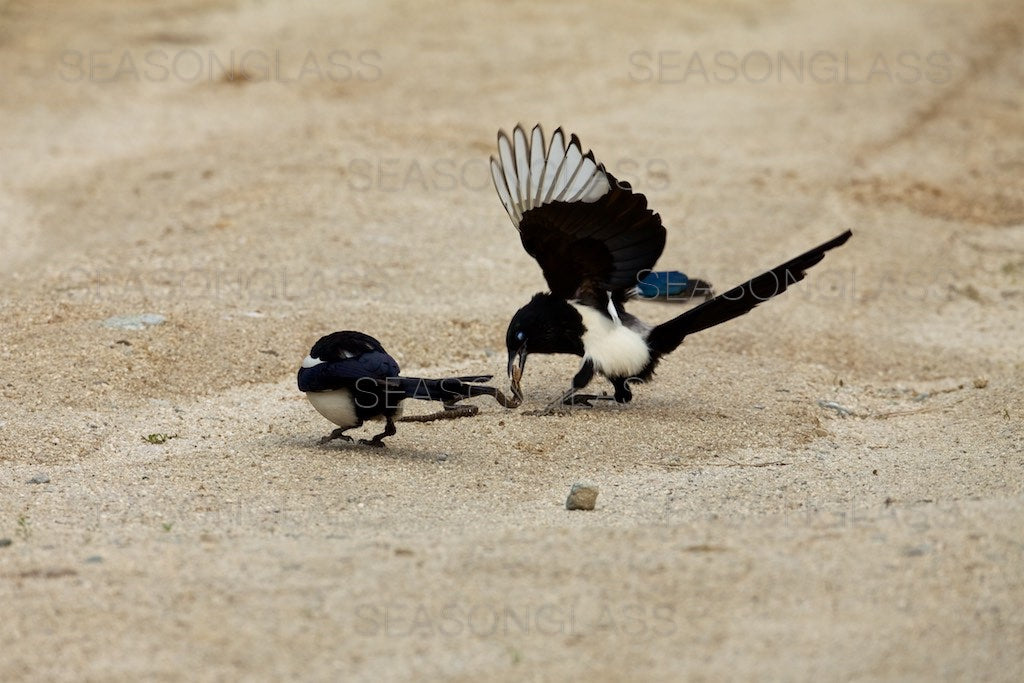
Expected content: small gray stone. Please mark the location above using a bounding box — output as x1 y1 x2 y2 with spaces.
903 544 931 557
566 482 599 511
84 555 103 564
101 313 166 330
0 538 12 548
27 474 50 485
436 453 450 462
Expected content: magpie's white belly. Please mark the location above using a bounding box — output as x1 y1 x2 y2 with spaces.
571 303 651 378
306 389 359 428
305 390 405 428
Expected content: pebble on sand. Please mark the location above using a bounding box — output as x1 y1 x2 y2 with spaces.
101 313 166 330
566 482 599 511
27 474 50 484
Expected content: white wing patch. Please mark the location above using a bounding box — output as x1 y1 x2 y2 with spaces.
302 355 325 369
540 128 566 204
495 133 521 223
528 125 546 207
489 124 612 227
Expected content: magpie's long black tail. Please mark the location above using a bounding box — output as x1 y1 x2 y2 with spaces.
646 230 852 357
393 375 501 404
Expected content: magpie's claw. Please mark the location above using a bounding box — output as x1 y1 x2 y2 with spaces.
562 393 615 408
320 429 353 444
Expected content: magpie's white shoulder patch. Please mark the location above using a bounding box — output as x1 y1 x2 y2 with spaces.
301 355 325 369
490 124 612 227
605 293 621 324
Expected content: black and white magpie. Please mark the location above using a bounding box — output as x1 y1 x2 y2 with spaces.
298 331 510 446
490 124 853 409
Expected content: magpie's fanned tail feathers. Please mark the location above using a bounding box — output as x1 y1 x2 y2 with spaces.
393 376 498 403
646 230 853 357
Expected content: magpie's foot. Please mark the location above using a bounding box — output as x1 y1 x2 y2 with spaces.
526 394 607 416
319 429 353 445
562 393 615 407
358 438 387 449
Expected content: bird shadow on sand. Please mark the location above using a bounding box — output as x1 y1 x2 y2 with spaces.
269 430 454 463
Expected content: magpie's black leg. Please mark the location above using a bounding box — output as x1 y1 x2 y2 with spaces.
572 359 595 390
359 416 397 448
612 377 634 404
554 386 581 408
535 388 614 414
319 421 361 445
530 387 575 415
536 359 604 413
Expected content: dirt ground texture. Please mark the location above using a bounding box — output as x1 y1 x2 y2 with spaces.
1 0 1023 680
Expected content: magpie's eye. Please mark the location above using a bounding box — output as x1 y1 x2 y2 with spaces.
515 331 525 342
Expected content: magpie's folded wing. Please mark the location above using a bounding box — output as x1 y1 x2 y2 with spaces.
490 124 667 300
297 351 399 392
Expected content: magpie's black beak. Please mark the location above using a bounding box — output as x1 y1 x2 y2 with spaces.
507 346 527 402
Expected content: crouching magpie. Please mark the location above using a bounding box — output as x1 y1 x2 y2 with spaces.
298 331 514 447
489 124 852 409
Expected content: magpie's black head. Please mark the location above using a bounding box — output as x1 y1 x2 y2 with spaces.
506 293 585 399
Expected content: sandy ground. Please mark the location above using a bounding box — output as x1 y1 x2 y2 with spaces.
2 0 1023 680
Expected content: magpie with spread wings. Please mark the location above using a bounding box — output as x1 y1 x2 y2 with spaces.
490 124 852 409
298 331 512 447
